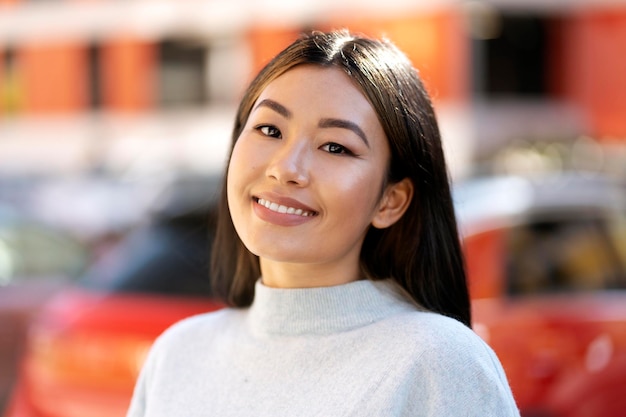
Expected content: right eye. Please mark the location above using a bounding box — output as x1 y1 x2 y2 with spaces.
256 125 282 139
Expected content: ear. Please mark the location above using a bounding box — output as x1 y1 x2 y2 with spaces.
371 178 413 229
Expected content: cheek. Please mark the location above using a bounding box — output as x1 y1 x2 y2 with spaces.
226 142 249 209
228 137 256 180
228 139 247 171
228 135 266 176
325 166 386 217
226 138 267 219
226 146 252 248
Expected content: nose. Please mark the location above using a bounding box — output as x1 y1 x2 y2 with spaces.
265 140 310 186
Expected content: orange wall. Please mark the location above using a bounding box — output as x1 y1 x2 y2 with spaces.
18 40 88 114
325 11 468 102
100 37 156 112
246 11 468 104
246 27 302 80
0 37 156 115
3 9 466 117
3 5 624 135
559 9 626 138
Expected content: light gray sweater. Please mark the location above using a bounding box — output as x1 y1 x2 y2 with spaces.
126 279 520 417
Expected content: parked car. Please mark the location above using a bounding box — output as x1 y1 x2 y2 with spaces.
0 173 172 416
456 173 626 417
4 175 224 417
6 172 626 417
0 203 89 414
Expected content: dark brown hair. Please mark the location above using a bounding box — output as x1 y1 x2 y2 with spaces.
211 30 471 327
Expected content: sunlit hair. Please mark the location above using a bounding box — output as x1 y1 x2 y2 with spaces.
211 30 471 327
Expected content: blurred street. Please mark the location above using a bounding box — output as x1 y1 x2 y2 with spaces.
2 0 626 416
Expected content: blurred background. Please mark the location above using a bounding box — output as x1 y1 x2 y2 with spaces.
1 0 626 416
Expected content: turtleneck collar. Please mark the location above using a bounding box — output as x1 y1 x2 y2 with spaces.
247 279 418 337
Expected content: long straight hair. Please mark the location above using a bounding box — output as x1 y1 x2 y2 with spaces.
211 30 471 327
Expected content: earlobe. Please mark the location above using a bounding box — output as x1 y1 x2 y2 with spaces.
371 178 413 229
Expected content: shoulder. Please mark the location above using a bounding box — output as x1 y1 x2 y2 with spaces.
388 311 505 376
381 309 484 348
162 307 240 336
382 311 520 416
148 307 244 358
127 308 248 417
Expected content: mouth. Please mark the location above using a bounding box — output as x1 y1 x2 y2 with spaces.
254 197 318 217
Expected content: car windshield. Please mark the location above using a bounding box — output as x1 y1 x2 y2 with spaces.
80 206 215 297
506 212 626 295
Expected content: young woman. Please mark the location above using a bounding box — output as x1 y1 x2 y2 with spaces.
127 30 520 416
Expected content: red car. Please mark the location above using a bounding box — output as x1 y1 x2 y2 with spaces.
457 174 626 416
6 173 626 417
0 203 88 415
4 176 224 417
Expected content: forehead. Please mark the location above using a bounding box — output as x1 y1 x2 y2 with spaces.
255 65 374 114
253 64 378 122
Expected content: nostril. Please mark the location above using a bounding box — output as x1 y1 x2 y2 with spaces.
264 142 311 186
265 162 309 186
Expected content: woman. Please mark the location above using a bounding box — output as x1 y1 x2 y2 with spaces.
127 30 520 416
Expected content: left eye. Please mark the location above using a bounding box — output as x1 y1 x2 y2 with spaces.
321 143 353 155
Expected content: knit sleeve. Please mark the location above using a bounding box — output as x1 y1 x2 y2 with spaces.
403 315 521 417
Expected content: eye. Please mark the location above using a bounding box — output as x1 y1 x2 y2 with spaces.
256 125 282 139
321 142 354 156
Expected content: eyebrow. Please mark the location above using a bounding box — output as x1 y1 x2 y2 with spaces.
319 118 370 148
254 99 292 119
253 98 370 148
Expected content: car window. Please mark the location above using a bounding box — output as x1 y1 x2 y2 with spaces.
0 223 88 286
506 214 626 296
81 209 215 297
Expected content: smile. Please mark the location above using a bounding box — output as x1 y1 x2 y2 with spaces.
256 198 316 217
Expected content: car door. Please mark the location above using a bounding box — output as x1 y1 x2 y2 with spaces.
467 211 626 417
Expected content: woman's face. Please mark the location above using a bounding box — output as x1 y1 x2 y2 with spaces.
227 65 402 287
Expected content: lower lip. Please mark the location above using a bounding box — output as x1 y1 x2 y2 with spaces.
253 200 316 227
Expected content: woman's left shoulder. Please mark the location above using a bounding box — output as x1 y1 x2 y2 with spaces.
389 311 521 416
397 310 488 349
388 310 506 374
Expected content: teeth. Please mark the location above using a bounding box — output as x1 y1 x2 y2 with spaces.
257 198 313 217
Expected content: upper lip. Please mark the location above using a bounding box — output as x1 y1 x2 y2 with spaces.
253 192 318 214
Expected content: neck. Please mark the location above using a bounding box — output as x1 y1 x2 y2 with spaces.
259 258 362 289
